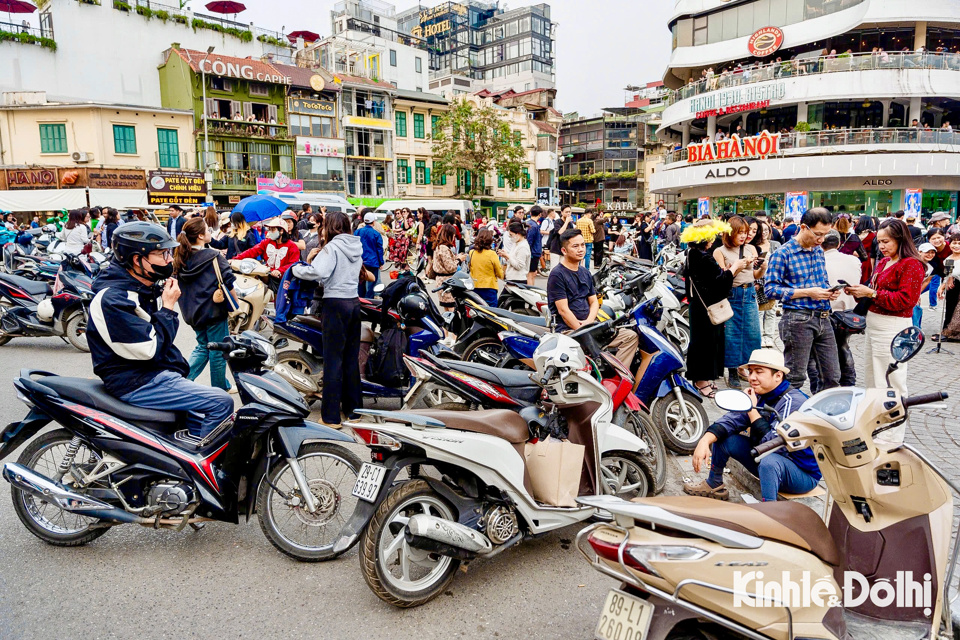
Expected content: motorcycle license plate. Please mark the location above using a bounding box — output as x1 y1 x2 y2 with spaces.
352 463 387 502
595 589 653 640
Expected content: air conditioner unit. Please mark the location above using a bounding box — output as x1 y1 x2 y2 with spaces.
72 151 92 163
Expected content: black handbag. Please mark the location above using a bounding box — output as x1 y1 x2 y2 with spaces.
831 310 867 334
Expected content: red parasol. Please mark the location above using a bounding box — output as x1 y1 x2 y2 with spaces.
0 0 36 24
204 1 245 13
287 30 320 43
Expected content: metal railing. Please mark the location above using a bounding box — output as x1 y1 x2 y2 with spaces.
667 51 960 106
664 127 960 165
0 18 52 41
202 117 289 140
212 168 268 189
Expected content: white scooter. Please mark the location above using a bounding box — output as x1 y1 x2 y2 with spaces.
335 326 652 608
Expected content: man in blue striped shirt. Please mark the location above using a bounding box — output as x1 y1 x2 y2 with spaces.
764 208 842 390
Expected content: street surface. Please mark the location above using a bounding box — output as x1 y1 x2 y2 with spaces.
0 271 958 638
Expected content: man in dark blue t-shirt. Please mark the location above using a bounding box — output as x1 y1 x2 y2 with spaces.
547 229 638 367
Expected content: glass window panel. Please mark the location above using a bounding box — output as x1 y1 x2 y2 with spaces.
707 11 723 44
785 0 805 24
722 8 738 40
769 0 788 26
804 0 825 19
737 4 753 38
753 0 770 30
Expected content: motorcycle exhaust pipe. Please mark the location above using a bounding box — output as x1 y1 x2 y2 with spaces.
403 514 493 560
272 363 319 394
2 462 139 524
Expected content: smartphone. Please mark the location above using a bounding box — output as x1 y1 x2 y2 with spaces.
837 279 850 286
828 284 844 292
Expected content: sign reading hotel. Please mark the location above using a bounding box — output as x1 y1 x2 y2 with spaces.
689 83 785 115
198 58 291 85
148 170 207 205
686 131 781 164
411 20 453 38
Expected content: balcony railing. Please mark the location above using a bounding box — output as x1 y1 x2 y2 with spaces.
667 51 960 106
201 117 289 140
664 127 960 165
211 168 267 189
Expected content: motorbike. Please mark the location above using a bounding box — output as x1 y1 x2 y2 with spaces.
496 280 550 319
0 331 362 562
576 326 957 640
0 255 96 351
333 327 653 608
228 258 273 334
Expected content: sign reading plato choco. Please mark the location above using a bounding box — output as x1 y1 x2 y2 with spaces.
688 82 785 115
198 59 291 85
686 131 781 164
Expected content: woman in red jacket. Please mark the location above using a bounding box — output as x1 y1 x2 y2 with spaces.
233 218 300 292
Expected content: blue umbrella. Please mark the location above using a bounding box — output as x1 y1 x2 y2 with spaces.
231 194 288 222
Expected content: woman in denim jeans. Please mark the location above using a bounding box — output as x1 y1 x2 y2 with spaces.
714 216 763 388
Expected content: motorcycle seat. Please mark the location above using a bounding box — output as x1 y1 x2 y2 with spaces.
0 272 51 297
504 282 545 293
292 315 324 331
40 376 179 427
442 360 537 390
517 322 547 336
632 496 840 567
404 408 530 444
480 306 546 327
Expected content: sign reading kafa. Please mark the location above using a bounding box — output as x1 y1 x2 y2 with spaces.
686 132 781 164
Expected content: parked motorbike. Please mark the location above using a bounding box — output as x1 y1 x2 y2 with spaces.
228 258 273 334
334 328 653 608
496 280 549 319
0 255 96 351
576 326 956 640
0 331 362 562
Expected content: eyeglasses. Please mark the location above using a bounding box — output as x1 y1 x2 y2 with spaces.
150 249 173 260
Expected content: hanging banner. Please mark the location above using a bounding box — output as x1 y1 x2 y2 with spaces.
257 172 303 194
784 191 809 220
905 189 923 218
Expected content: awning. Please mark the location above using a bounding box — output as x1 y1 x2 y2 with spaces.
88 188 148 209
0 188 87 212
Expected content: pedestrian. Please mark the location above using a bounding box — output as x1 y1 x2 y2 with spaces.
233 218 300 293
468 228 504 307
539 208 556 273
500 220 531 284
713 216 762 388
165 205 186 237
661 213 681 247
764 207 842 391
834 213 868 262
905 212 924 246
592 211 607 267
526 205 544 285
548 205 574 269
296 203 313 231
912 242 938 328
781 214 800 242
683 219 750 398
355 210 384 298
293 212 363 428
172 217 236 393
636 212 655 261
299 214 321 261
433 224 461 310
576 209 596 269
855 214 878 282
844 219 924 442
225 211 258 259
808 230 860 390
101 207 120 251
935 232 960 341
60 209 90 255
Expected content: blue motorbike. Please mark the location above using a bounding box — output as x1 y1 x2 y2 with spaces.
498 298 708 454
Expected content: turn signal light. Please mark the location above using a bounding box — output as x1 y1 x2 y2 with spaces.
588 532 708 578
350 428 402 451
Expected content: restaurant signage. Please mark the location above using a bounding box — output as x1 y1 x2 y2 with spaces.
86 169 146 190
696 100 770 119
197 59 291 85
6 168 57 189
748 26 784 57
688 82 785 114
147 170 207 205
686 131 781 164
288 98 336 116
296 137 345 158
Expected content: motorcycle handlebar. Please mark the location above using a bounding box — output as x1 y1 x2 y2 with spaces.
750 435 785 460
207 342 233 352
539 365 558 386
903 391 949 408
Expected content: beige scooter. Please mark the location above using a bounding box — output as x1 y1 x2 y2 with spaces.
228 258 273 334
576 326 958 640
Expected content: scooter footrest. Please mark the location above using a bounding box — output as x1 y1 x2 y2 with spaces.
173 430 203 447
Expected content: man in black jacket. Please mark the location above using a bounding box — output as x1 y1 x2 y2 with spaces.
165 205 186 238
87 222 234 437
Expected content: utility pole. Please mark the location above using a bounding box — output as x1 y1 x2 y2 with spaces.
200 46 215 200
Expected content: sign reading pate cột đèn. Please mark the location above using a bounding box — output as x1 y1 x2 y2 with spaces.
147 170 207 205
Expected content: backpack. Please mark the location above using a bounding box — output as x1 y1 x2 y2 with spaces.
365 324 408 387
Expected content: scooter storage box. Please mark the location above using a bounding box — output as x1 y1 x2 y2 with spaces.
523 438 584 507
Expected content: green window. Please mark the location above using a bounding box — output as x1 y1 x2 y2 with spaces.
395 112 407 137
397 159 410 184
522 168 531 189
113 125 137 155
157 128 180 168
413 113 425 139
513 131 521 147
39 124 67 154
498 173 505 188
434 164 445 185
431 115 440 137
415 160 428 185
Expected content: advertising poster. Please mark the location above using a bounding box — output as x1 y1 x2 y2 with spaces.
147 170 207 205
257 172 303 195
905 189 923 218
785 191 809 220
697 197 711 218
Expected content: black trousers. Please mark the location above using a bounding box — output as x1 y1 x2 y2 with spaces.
321 297 362 424
594 240 605 265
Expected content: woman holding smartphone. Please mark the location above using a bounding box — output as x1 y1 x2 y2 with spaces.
751 218 781 348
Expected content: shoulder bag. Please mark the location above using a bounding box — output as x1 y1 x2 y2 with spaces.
689 257 733 325
211 257 240 313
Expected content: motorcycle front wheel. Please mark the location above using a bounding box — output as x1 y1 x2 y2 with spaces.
257 443 362 562
599 451 652 500
654 390 708 454
0 300 13 346
360 479 460 608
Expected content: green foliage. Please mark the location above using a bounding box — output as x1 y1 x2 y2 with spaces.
431 99 526 197
172 14 188 24
794 121 811 132
0 29 57 51
135 4 154 18
76 0 100 5
113 0 130 10
257 34 289 47
191 17 253 42
155 9 169 21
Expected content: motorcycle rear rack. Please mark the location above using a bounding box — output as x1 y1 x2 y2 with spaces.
352 409 446 430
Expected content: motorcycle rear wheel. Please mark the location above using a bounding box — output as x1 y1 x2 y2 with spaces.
461 336 508 367
613 406 666 494
0 300 13 346
65 311 89 352
276 350 322 398
11 429 109 546
599 451 653 500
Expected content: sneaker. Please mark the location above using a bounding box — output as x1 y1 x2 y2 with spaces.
228 386 239 395
318 419 342 430
682 479 729 501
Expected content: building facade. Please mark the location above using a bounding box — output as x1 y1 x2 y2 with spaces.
158 47 295 206
652 0 960 220
393 89 452 198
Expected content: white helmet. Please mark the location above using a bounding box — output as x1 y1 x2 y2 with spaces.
36 298 55 322
532 333 586 381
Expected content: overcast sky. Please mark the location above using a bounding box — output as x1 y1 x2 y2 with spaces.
233 0 675 115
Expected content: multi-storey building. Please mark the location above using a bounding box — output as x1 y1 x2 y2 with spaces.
393 90 452 198
652 0 960 220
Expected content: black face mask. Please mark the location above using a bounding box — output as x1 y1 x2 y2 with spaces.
135 255 174 282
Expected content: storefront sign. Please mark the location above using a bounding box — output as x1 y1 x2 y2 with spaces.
6 168 57 189
606 201 636 211
411 20 452 38
785 191 808 218
296 137 345 158
696 100 770 119
697 197 711 218
705 166 751 179
748 26 784 57
257 172 303 194
687 132 781 164
86 169 145 190
288 98 336 116
197 59 291 85
688 83 785 115
344 115 393 130
905 189 923 217
309 75 326 92
229 195 242 204
147 170 207 205
863 179 894 186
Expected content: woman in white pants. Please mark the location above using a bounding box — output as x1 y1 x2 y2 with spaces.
844 219 924 443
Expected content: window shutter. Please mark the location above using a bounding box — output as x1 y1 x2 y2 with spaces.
406 165 411 184
205 98 217 118
425 166 431 185
268 104 278 122
229 100 242 118
242 102 253 119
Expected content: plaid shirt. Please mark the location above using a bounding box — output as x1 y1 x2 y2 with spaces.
763 239 831 311
576 217 595 243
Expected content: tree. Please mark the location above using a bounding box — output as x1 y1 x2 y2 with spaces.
431 98 527 198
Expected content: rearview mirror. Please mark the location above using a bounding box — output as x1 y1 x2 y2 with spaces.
890 326 924 363
373 283 385 294
714 389 753 413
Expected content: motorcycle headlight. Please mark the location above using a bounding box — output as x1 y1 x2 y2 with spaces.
257 338 278 367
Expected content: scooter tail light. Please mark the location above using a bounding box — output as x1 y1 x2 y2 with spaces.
349 427 402 451
587 532 659 577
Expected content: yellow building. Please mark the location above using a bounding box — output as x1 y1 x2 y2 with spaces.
393 89 452 198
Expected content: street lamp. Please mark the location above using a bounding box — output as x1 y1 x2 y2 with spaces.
201 46 215 175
